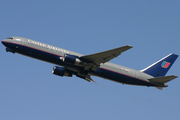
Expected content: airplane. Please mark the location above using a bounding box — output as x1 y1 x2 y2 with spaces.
1 37 179 90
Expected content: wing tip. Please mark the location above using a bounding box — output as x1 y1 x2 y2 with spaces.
126 45 133 48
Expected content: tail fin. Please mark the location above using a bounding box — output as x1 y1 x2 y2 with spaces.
141 53 178 77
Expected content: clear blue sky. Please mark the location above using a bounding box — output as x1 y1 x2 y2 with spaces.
0 0 180 120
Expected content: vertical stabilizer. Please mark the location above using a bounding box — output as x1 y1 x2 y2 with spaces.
141 53 178 77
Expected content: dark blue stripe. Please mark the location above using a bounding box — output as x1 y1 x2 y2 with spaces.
3 41 157 87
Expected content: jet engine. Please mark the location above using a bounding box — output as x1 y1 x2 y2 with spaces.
60 55 82 65
52 66 73 77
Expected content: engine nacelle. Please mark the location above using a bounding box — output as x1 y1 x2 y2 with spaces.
60 55 82 65
52 66 72 77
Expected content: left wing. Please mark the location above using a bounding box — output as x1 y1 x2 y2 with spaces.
80 45 133 71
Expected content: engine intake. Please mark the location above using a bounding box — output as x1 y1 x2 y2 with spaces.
52 66 72 77
60 54 82 65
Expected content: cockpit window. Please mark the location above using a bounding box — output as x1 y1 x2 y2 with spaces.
7 37 13 39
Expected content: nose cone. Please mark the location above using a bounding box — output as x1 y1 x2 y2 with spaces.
1 39 6 46
1 39 9 47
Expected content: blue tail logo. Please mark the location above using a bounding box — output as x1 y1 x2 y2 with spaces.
161 61 170 68
141 53 178 77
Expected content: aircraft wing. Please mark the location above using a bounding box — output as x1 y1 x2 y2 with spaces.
80 45 133 71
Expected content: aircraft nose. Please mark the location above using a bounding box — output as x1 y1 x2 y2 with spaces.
1 40 6 45
1 39 9 46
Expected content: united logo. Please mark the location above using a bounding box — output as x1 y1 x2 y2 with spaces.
161 61 170 68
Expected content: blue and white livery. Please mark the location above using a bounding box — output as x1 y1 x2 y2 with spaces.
2 37 178 90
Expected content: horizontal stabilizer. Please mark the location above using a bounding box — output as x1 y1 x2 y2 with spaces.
148 75 178 83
